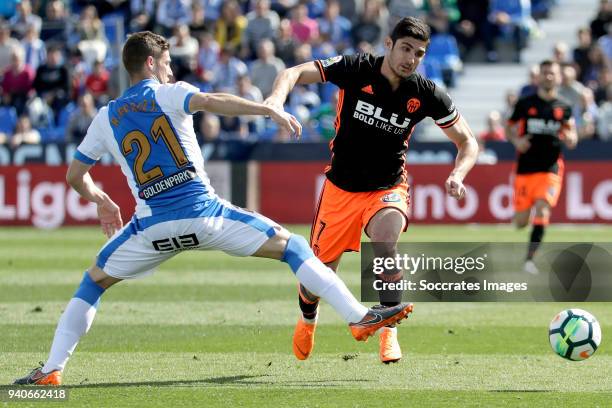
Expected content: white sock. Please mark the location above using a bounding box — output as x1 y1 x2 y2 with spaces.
295 258 368 323
378 326 397 335
42 298 98 373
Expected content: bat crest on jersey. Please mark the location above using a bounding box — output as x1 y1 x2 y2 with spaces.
353 100 411 134
321 55 342 67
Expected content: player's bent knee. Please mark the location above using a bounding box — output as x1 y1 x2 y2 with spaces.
87 265 122 289
281 234 314 274
74 271 107 308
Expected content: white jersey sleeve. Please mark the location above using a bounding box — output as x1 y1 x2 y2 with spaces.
154 81 200 115
74 107 113 164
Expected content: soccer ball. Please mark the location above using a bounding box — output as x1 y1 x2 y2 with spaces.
549 309 601 361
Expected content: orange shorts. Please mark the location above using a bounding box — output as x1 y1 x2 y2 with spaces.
513 171 563 212
310 178 410 263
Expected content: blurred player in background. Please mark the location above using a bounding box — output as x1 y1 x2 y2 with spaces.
506 60 578 274
266 17 478 364
14 31 413 386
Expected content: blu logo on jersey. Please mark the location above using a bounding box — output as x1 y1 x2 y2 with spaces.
353 100 411 134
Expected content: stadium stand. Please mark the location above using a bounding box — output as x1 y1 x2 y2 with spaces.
0 0 608 145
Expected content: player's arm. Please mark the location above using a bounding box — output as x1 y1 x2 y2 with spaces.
505 99 531 153
560 117 578 149
264 62 324 108
188 92 302 137
442 116 479 200
505 120 531 153
66 159 122 238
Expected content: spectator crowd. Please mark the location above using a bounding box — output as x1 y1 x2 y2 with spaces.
0 0 608 147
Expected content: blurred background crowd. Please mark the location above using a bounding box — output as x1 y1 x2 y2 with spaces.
0 0 609 148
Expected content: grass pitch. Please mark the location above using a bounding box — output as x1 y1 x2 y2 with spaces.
1 225 611 407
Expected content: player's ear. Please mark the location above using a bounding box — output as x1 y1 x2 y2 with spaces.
384 37 393 51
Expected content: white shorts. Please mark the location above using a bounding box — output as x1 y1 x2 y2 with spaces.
95 198 280 279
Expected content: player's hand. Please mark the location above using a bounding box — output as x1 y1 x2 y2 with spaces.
445 174 466 200
97 196 123 238
561 127 578 149
268 106 302 139
512 136 531 153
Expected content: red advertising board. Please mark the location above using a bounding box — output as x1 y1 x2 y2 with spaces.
2 162 611 227
0 165 135 228
259 162 612 224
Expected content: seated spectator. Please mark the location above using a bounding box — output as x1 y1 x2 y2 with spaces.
290 3 319 44
0 23 20 75
10 115 40 148
250 39 285 97
425 0 461 36
234 74 265 135
65 92 97 143
85 60 110 104
41 0 68 43
198 112 221 142
69 48 91 101
274 18 298 66
244 0 280 58
388 0 424 29
590 0 611 40
211 46 248 91
156 0 192 36
26 95 54 130
582 45 612 89
9 0 42 40
129 0 156 33
573 27 594 84
594 68 612 105
576 88 599 139
189 2 209 39
169 24 199 81
21 23 46 71
351 0 386 48
203 0 224 25
303 0 326 19
215 0 247 54
597 26 612 61
196 30 220 87
559 64 585 118
33 44 69 114
72 5 108 66
317 0 352 52
455 0 494 59
1 46 35 115
487 0 533 62
597 84 612 140
478 110 506 142
552 41 571 64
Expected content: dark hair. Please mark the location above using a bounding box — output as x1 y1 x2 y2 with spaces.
122 31 170 76
390 17 430 44
540 59 559 69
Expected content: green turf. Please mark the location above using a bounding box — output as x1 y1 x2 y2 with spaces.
1 225 611 407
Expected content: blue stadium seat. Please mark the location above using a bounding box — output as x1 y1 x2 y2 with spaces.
0 106 18 135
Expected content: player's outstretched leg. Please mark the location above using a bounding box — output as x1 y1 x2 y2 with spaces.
14 268 120 385
257 232 414 342
293 257 340 360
